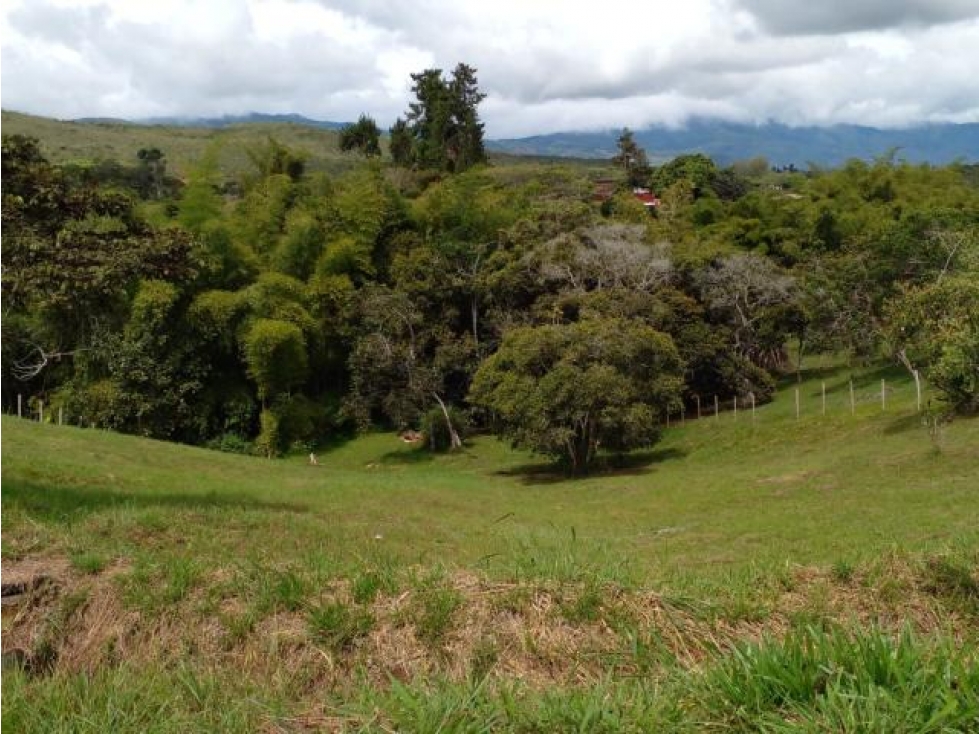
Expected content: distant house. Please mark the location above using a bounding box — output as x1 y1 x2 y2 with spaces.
591 181 661 209
632 187 660 208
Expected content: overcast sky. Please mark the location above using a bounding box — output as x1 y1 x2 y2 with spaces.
3 0 979 137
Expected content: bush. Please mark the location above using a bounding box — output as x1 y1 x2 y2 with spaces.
421 404 470 452
888 277 979 414
205 432 253 455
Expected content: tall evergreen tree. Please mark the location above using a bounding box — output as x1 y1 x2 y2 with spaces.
389 118 413 166
396 63 487 172
613 128 650 187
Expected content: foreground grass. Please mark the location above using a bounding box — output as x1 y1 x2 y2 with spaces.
3 365 978 730
4 619 977 732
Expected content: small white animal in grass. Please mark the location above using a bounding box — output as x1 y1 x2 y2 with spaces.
309 453 319 466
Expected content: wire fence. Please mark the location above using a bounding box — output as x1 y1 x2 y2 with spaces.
8 375 928 433
665 375 927 428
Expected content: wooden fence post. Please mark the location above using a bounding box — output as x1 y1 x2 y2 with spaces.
881 378 886 411
913 370 922 412
734 395 738 421
795 388 800 419
714 395 719 422
751 392 756 422
39 400 44 424
849 380 855 416
59 407 64 426
821 382 826 416
18 394 22 418
695 395 701 420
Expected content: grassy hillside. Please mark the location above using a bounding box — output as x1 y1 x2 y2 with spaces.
1 110 362 180
3 365 978 731
3 366 977 577
1 110 611 182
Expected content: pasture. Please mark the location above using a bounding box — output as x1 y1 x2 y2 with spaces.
3 365 978 731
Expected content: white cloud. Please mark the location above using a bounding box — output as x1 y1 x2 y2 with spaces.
2 0 978 134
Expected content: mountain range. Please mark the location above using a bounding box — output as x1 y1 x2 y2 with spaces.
75 112 348 130
487 119 979 167
49 112 979 167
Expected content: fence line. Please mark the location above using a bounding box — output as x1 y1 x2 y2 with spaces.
7 377 932 435
668 377 925 427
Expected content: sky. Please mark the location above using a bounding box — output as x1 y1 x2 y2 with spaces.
2 0 979 137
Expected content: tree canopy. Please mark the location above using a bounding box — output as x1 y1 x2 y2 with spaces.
4 83 979 466
339 114 381 158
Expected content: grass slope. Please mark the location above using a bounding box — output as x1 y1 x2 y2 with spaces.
3 364 978 731
1 110 609 181
2 110 360 179
4 365 976 578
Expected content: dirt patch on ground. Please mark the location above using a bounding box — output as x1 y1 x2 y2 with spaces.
2 554 974 691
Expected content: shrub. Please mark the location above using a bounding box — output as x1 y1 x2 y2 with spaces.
205 432 252 455
421 404 470 452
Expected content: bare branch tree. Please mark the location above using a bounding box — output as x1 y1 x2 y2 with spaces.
535 225 673 293
10 343 83 381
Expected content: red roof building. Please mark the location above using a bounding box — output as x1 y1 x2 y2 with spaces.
633 187 660 208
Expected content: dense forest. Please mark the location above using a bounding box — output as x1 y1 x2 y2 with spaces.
3 67 978 471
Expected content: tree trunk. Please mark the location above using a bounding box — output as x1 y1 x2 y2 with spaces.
433 392 462 450
796 333 806 384
471 298 479 347
895 349 922 412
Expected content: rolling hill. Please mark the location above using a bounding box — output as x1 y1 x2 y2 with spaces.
0 110 359 180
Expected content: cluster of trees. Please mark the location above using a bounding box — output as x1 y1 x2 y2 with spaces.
339 63 487 174
4 71 977 472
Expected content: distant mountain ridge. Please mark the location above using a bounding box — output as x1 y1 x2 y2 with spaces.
75 112 349 130
487 119 979 167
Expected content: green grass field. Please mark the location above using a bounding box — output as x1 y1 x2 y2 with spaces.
3 364 978 731
2 109 360 180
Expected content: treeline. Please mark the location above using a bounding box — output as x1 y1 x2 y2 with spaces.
3 108 977 470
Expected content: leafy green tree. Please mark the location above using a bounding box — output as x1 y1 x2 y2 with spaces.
178 149 224 233
565 287 776 405
244 136 306 186
195 221 258 290
242 318 309 406
345 286 476 439
469 318 684 473
2 136 194 393
339 114 381 158
80 280 210 439
653 153 718 198
135 147 168 199
887 277 979 414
